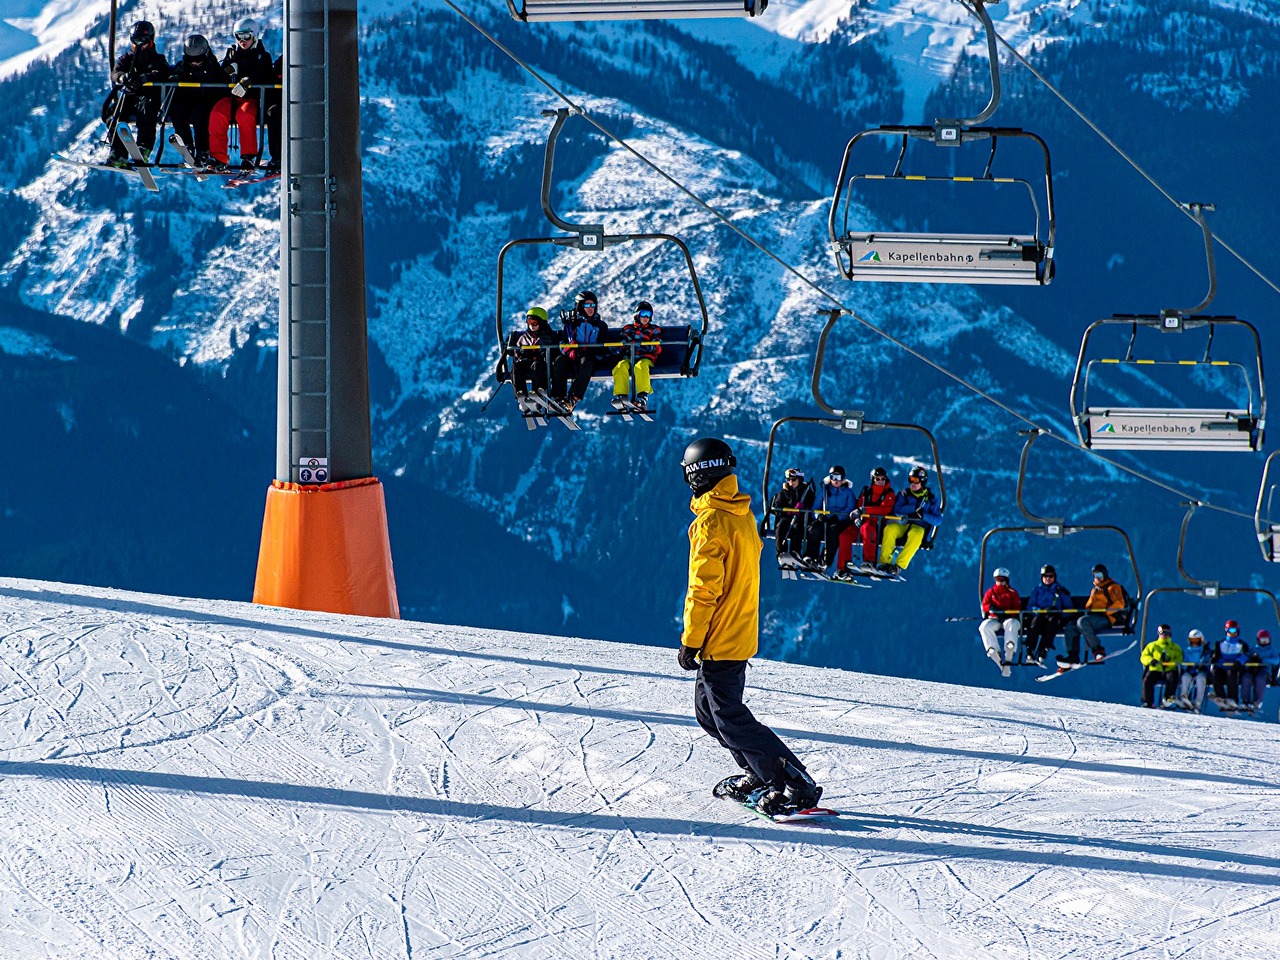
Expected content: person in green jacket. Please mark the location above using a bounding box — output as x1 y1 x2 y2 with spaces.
1140 623 1184 708
678 437 823 817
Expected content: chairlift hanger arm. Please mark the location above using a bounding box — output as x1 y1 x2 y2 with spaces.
955 0 1002 128
539 108 605 237
807 310 947 510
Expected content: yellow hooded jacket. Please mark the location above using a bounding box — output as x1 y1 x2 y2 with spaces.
682 474 762 661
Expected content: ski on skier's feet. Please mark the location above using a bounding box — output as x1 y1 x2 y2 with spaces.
116 125 158 192
226 170 281 189
1036 640 1138 682
777 552 870 587
52 153 148 180
167 134 207 182
516 391 579 431
606 397 653 422
1208 695 1258 715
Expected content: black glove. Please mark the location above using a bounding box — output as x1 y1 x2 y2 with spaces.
678 645 700 671
123 75 143 93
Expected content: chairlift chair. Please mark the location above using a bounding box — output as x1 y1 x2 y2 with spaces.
1139 501 1280 645
508 0 767 19
1069 205 1265 452
493 109 710 418
977 430 1144 665
827 0 1056 286
760 310 946 585
1254 451 1280 562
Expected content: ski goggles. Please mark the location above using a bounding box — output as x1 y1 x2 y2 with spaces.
636 310 652 318
235 31 255 41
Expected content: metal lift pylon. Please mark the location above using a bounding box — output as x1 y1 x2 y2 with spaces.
253 0 399 618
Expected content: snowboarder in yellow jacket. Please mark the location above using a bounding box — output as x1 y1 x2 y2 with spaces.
1140 624 1183 707
678 437 822 817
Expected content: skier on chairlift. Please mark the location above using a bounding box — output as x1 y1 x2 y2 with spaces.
1022 564 1072 666
801 466 856 575
509 307 560 407
105 20 170 167
771 468 814 559
844 466 894 577
1061 563 1126 665
877 466 940 577
169 35 222 167
1139 623 1182 708
1175 628 1212 712
210 17 275 171
553 290 608 412
612 300 661 412
980 568 1022 678
1241 629 1279 711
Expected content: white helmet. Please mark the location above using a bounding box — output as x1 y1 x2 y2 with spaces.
1188 628 1204 642
233 17 260 40
993 567 1011 580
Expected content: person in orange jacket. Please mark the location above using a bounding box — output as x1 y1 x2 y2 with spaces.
678 437 822 817
1061 563 1127 665
980 567 1022 678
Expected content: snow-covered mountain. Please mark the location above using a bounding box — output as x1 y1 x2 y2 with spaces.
3 0 1280 707
2 577 1277 958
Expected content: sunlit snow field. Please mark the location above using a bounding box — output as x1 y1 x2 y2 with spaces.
1 577 1277 958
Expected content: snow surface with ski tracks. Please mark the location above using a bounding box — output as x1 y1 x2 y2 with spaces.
0 577 1277 958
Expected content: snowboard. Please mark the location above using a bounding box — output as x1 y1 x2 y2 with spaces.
1035 639 1138 682
719 793 843 824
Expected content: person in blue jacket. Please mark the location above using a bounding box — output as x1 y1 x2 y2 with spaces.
1176 628 1213 712
800 465 858 574
1241 629 1279 709
1022 564 1073 665
876 466 942 576
1210 619 1250 708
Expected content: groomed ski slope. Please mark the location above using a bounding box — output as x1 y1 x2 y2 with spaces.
1 578 1278 959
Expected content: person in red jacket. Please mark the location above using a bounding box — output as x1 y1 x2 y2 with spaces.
980 568 1022 678
841 466 895 576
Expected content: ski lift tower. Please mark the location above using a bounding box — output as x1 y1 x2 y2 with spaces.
252 0 399 617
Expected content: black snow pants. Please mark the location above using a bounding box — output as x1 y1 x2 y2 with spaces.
1024 613 1065 660
1142 668 1174 708
694 659 803 787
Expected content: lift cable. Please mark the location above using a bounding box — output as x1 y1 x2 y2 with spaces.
437 0 1262 526
957 0 1280 298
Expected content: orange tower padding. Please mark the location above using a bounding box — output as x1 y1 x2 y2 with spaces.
253 477 400 618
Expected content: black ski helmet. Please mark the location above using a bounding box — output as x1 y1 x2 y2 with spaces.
870 465 888 483
130 20 156 44
184 34 211 58
1040 564 1056 577
634 300 653 317
681 437 735 495
575 290 598 310
1092 563 1109 578
908 466 928 483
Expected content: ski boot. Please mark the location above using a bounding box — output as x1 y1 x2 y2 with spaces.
713 772 765 803
239 153 259 172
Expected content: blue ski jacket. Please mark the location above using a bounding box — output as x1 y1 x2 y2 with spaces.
1180 643 1213 675
820 480 858 520
887 486 942 528
1026 581 1073 615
